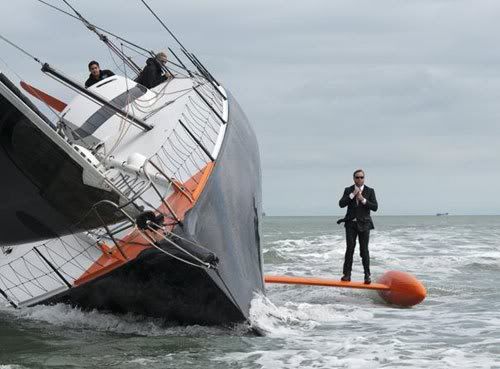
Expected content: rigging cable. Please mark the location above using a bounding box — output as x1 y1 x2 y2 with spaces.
0 34 43 66
60 0 141 74
137 0 222 87
35 0 149 54
64 0 175 78
33 0 191 74
0 35 98 146
104 42 135 159
139 0 189 53
137 0 222 92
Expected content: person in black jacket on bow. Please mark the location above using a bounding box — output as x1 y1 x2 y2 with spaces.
135 51 170 89
85 61 115 88
338 169 378 284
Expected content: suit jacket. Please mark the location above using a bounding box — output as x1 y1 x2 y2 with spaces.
339 185 378 231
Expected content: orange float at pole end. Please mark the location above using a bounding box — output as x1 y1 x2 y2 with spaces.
264 271 426 308
376 271 426 307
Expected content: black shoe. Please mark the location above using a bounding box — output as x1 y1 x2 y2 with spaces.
341 275 351 282
364 275 371 284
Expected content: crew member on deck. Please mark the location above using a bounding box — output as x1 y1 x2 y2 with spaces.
85 61 115 88
134 51 170 89
338 169 378 284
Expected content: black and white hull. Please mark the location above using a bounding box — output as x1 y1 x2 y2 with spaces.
37 93 263 325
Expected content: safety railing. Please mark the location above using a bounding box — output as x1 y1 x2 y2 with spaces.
0 232 108 307
147 79 226 188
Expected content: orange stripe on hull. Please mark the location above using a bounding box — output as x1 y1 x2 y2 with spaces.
159 161 215 223
74 162 216 286
74 234 149 286
192 161 215 201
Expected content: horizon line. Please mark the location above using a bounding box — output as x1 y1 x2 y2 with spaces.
262 214 500 217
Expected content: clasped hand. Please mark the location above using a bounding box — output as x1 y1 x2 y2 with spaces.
353 188 365 202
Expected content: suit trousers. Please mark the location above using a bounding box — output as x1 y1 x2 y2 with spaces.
342 222 371 276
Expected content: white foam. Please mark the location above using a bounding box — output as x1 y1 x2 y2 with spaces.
249 293 321 336
126 358 160 366
249 292 379 338
10 303 247 337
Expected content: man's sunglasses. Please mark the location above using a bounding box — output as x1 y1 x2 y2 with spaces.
355 176 364 179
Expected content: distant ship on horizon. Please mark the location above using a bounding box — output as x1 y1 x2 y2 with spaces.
436 212 449 216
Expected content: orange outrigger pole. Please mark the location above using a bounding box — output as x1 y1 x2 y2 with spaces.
264 270 426 307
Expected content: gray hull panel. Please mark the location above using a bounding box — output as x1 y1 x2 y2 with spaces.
175 91 264 318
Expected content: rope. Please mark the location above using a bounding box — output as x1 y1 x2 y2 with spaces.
0 34 43 65
59 0 141 74
0 50 74 136
139 0 189 53
103 43 135 159
145 225 213 269
34 0 152 54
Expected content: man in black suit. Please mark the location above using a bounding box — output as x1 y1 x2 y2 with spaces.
338 169 378 284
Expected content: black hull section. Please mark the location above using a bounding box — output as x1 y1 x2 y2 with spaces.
45 248 243 325
45 91 263 324
175 91 264 318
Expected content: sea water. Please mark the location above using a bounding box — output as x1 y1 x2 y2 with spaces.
0 216 499 368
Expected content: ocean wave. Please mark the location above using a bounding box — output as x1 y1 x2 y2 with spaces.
7 303 250 337
214 338 499 369
2 217 499 368
237 291 499 369
249 293 378 337
263 229 498 282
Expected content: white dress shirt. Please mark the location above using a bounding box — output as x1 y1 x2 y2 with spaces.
349 185 367 205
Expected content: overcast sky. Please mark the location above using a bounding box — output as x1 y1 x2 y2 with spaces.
1 0 499 215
